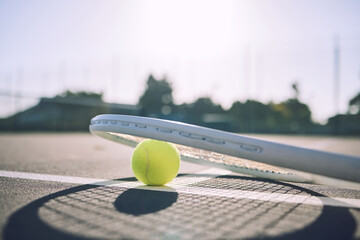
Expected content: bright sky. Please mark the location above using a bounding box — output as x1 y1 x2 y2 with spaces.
0 0 360 122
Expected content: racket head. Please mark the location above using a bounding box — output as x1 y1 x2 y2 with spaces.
89 114 307 183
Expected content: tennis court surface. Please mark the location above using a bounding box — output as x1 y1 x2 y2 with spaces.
1 133 360 240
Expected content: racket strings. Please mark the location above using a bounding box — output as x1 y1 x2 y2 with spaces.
108 132 291 176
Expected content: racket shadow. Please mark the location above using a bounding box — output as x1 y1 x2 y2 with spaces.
2 174 357 240
184 174 357 240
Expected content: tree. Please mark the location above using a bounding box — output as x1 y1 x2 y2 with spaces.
229 100 274 132
56 90 103 101
187 97 223 114
292 82 299 99
349 92 360 114
273 98 313 132
138 75 174 116
177 97 227 127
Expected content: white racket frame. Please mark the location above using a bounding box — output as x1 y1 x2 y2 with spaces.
89 114 360 189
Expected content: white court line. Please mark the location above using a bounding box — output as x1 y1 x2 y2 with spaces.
1 169 360 209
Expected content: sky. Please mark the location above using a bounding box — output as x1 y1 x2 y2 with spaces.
0 0 360 122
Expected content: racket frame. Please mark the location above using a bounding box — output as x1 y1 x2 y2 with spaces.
89 114 360 189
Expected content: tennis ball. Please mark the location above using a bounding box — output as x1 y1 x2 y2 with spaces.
131 139 180 186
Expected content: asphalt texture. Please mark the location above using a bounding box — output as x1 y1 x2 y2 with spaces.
0 133 360 240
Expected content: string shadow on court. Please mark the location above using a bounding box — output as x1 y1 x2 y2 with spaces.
3 175 357 240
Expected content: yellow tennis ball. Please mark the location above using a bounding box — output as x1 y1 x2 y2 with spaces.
131 139 180 186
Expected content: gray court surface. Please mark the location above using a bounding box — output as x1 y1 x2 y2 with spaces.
1 133 360 240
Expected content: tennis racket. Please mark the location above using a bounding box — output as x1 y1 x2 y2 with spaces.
89 114 360 190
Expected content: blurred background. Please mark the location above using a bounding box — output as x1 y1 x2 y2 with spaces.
0 0 359 134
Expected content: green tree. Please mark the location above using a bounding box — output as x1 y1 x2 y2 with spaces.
229 100 274 132
188 97 223 114
272 98 313 132
138 75 174 117
349 92 360 114
56 90 103 100
292 82 299 99
177 97 226 126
